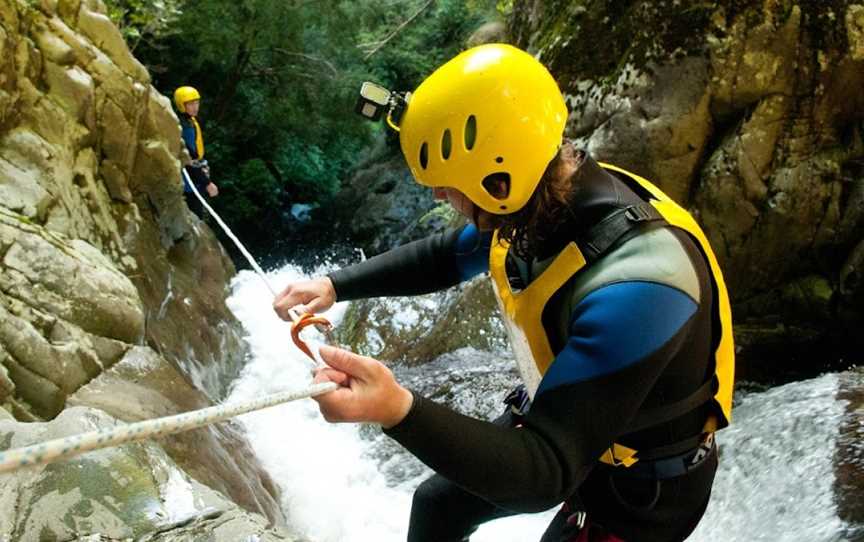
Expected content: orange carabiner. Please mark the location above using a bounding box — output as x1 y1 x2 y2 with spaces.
290 313 332 361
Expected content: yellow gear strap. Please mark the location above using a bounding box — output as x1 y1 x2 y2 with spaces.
191 116 205 160
489 163 735 469
599 443 639 467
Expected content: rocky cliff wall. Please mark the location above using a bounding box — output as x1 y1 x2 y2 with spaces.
0 0 290 536
508 0 864 374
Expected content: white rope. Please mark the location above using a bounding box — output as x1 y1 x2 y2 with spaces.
0 382 339 474
183 168 281 299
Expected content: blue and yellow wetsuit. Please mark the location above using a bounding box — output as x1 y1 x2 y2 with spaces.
328 153 733 542
180 113 210 217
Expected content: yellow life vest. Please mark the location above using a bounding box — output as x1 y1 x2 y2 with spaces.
488 164 734 467
191 116 205 159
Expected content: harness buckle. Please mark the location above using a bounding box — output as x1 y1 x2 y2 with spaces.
689 432 715 467
566 510 587 529
624 204 654 223
503 386 531 416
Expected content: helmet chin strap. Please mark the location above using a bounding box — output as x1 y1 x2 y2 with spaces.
471 203 482 228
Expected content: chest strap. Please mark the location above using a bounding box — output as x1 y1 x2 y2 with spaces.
626 378 715 435
580 203 665 262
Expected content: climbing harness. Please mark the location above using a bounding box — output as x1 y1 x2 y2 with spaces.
0 382 338 474
182 168 330 364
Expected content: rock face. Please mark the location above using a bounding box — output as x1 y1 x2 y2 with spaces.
333 152 443 255
0 0 288 536
68 347 286 528
337 277 509 365
0 407 291 541
512 1 864 373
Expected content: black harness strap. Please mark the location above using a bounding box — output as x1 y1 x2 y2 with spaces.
579 203 665 262
626 378 716 434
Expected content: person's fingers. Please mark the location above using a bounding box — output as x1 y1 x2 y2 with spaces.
273 286 308 319
318 345 375 380
313 367 349 386
302 298 324 314
273 278 334 318
312 389 355 422
273 284 295 308
272 297 294 320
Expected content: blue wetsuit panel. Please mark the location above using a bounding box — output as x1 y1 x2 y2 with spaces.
453 224 491 281
182 123 199 159
180 120 200 193
537 281 697 396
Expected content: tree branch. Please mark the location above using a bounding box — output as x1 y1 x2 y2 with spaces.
361 0 435 61
271 49 339 77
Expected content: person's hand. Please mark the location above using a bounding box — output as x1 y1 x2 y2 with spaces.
206 183 218 197
312 345 413 428
273 276 336 320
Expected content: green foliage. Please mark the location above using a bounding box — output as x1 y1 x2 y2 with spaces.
105 0 499 251
104 0 183 52
221 158 281 223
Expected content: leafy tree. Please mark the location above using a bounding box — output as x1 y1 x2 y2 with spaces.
105 0 183 52
106 0 499 255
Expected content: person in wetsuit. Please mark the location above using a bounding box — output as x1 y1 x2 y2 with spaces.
272 44 735 542
174 85 218 218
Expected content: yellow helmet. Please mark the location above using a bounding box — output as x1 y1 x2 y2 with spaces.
399 44 568 215
173 86 201 111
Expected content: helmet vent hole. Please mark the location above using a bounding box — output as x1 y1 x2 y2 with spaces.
464 115 477 150
482 172 510 201
441 130 452 160
419 142 429 169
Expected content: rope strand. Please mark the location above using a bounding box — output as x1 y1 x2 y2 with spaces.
0 382 338 474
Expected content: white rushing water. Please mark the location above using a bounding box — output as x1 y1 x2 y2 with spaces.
226 263 854 541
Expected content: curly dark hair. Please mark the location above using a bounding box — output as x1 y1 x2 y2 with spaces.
495 141 583 259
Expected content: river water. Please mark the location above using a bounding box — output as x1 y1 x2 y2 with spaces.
225 263 859 541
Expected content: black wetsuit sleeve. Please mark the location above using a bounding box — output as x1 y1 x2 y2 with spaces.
384 281 701 512
328 229 464 301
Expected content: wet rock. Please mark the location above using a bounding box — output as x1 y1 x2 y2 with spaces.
332 152 440 254
0 0 270 532
68 346 287 527
0 406 294 541
337 276 508 365
835 368 864 538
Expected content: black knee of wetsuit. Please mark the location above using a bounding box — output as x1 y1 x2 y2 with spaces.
408 473 516 542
